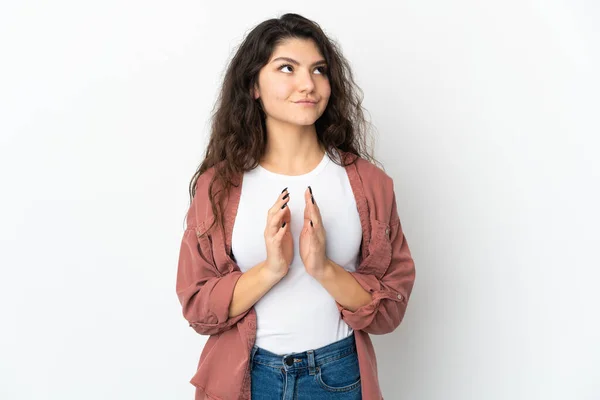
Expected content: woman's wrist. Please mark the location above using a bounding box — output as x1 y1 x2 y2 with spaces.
258 261 287 285
310 258 336 282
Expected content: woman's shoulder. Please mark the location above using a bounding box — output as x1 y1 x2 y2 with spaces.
338 149 394 186
188 161 227 227
193 160 229 198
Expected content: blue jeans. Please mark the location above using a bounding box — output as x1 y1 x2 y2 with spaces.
250 333 362 399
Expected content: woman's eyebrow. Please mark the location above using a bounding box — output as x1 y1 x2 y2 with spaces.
271 57 327 66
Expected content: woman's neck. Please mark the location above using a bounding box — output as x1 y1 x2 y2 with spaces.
260 124 325 176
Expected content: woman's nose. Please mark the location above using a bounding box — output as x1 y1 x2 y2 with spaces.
297 69 316 92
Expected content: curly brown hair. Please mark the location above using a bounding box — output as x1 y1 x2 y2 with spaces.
188 13 380 236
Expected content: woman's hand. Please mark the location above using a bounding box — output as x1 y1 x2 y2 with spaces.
263 188 293 279
299 186 329 279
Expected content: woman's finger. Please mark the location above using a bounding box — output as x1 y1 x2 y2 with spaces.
267 188 290 232
304 186 320 227
276 220 288 240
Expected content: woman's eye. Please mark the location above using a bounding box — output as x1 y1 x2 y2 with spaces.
278 64 328 75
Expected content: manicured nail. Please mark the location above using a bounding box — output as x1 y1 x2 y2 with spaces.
311 196 314 205
282 222 286 228
283 193 289 200
310 220 313 227
308 186 312 195
281 202 287 209
281 187 288 193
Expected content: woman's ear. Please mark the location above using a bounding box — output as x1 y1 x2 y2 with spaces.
253 83 260 100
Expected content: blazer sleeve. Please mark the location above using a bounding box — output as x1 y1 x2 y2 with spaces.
175 174 250 336
336 191 416 335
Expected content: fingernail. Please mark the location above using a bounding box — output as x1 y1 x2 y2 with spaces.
281 187 288 193
311 196 314 205
281 202 287 209
308 186 312 195
283 193 289 200
282 222 286 228
310 220 313 227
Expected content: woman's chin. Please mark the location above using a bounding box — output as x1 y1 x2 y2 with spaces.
289 116 321 126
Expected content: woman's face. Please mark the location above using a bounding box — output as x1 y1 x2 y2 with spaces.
253 38 331 127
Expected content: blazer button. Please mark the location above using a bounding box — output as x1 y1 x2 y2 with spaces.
385 227 390 238
397 293 403 300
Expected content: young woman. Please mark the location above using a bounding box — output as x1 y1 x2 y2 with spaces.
176 13 416 400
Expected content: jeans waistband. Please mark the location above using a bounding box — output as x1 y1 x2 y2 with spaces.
250 333 357 374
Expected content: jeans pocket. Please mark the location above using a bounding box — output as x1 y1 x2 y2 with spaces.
315 351 361 392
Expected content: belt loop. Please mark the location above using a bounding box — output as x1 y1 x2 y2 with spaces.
250 346 258 366
307 350 316 376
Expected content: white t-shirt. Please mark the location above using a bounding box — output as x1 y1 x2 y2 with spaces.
231 150 363 354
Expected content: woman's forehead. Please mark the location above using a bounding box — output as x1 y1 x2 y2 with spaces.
269 38 323 61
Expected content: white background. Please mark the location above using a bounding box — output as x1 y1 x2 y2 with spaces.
1 1 599 399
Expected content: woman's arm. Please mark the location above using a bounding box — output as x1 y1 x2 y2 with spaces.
176 227 249 336
228 261 285 318
312 260 373 312
334 195 416 335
